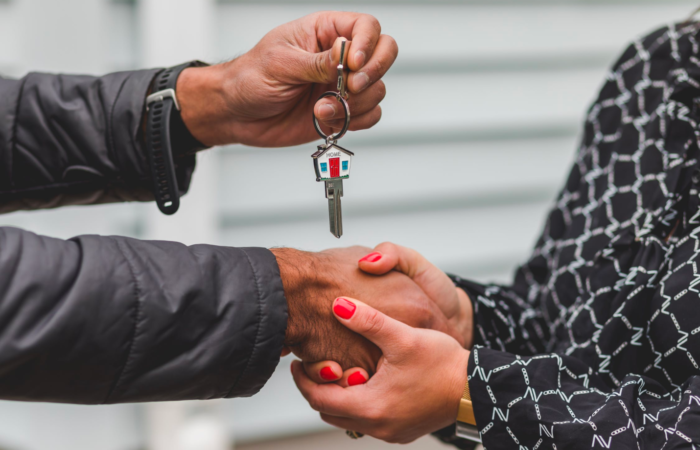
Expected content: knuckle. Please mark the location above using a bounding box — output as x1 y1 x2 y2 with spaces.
363 405 385 422
376 241 396 253
374 81 387 102
362 309 386 336
372 58 386 79
365 15 382 35
386 35 399 56
375 429 397 443
313 56 328 81
308 396 327 412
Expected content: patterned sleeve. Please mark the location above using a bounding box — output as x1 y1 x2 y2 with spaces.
452 275 552 356
437 23 700 448
467 347 700 449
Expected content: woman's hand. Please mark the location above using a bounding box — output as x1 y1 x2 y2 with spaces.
292 297 470 444
358 242 474 349
177 12 397 147
300 242 473 385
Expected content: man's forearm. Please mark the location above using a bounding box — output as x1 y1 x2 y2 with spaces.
0 227 286 403
0 69 199 213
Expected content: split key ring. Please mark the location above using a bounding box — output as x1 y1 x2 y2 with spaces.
312 91 351 144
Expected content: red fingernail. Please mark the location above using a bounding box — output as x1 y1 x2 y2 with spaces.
320 366 337 381
333 298 356 319
347 371 367 386
359 252 382 263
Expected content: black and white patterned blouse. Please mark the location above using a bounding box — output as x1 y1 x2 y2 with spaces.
453 23 700 449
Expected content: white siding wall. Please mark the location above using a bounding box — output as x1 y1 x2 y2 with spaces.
0 1 697 449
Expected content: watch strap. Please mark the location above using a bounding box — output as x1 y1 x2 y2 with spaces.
455 375 481 443
457 377 476 425
145 61 206 215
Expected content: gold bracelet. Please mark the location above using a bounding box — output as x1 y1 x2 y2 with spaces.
456 377 476 425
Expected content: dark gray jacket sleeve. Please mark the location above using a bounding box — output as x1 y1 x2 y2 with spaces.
0 226 288 403
0 70 196 213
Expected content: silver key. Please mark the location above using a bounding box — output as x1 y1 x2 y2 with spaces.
310 40 354 238
312 142 354 239
325 179 343 238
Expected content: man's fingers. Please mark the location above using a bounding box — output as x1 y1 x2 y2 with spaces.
349 35 398 94
314 80 386 125
299 37 348 84
332 297 414 353
302 360 343 384
345 14 382 71
291 360 364 417
318 12 381 71
316 106 382 134
348 106 382 131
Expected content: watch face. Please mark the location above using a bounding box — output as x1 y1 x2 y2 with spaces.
455 422 482 443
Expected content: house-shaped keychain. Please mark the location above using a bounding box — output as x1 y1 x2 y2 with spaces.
311 143 354 182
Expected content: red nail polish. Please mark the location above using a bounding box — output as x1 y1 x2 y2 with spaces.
320 366 337 381
359 252 382 263
347 371 367 386
333 298 356 319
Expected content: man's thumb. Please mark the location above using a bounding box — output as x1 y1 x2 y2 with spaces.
299 37 348 84
332 297 412 352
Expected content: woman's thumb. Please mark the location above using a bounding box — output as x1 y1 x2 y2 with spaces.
332 297 412 353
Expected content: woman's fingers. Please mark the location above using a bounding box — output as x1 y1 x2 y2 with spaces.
291 360 365 417
332 297 414 355
302 360 343 384
337 367 370 387
319 413 370 435
359 242 462 320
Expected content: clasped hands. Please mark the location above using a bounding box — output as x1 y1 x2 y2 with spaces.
174 10 474 443
272 244 474 444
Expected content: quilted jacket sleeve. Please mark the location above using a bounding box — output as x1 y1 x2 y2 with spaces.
0 226 287 403
0 70 196 213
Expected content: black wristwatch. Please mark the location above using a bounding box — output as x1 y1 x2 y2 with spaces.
145 61 208 215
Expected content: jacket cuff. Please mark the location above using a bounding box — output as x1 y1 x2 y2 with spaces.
225 247 288 397
109 68 197 197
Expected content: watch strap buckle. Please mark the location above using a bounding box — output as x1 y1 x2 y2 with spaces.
146 88 180 111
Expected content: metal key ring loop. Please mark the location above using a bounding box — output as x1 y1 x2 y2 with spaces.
313 91 351 142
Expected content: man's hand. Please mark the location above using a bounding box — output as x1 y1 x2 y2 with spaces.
271 247 463 374
176 12 397 147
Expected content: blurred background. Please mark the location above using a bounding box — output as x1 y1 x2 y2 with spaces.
0 0 697 449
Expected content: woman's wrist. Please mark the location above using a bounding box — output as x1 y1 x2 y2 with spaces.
456 287 475 350
448 348 471 424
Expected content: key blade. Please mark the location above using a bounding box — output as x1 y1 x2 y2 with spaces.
325 180 344 238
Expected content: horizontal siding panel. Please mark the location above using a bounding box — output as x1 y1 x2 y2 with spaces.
219 199 552 284
217 136 575 217
107 1 139 71
376 69 604 132
0 2 20 75
215 3 697 64
0 203 142 240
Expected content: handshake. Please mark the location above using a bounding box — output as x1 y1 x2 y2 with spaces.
272 243 474 443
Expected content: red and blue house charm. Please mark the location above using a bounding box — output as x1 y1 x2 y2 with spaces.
311 143 354 182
